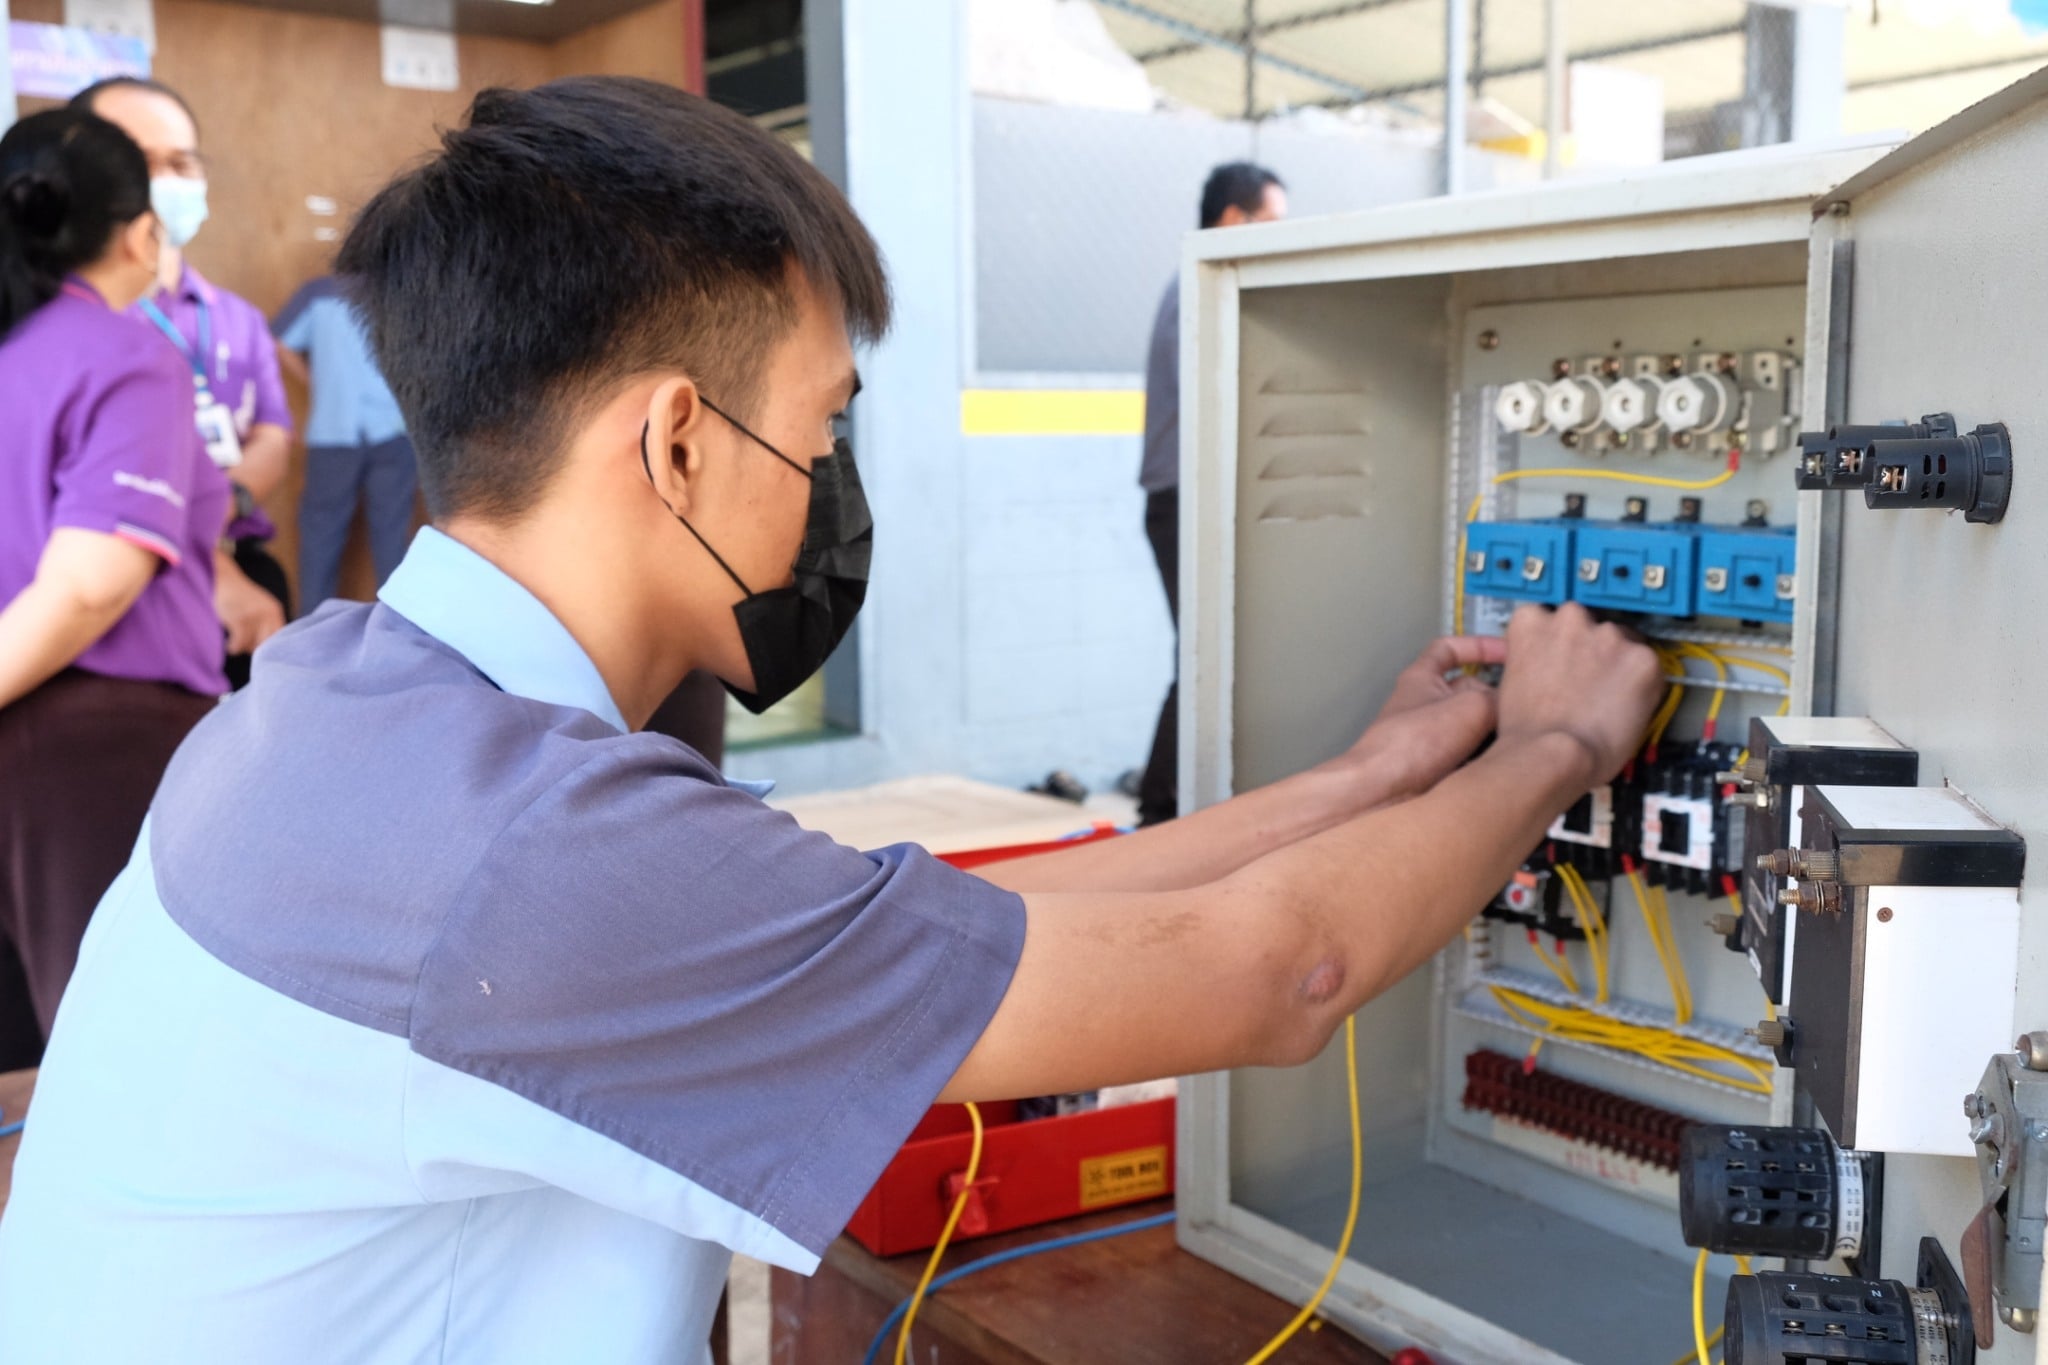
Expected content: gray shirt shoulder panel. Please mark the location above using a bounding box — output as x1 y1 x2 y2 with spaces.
151 604 1027 1254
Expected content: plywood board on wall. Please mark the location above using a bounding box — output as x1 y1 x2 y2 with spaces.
17 0 693 604
552 0 688 86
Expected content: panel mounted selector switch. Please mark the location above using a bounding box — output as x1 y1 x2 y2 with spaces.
1723 1237 1974 1365
1681 1124 1881 1275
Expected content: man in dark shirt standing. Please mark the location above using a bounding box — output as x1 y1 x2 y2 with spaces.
1137 162 1287 825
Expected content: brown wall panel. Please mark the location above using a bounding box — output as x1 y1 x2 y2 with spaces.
19 0 692 604
551 1 689 86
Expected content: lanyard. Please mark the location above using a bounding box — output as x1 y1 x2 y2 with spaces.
138 295 216 389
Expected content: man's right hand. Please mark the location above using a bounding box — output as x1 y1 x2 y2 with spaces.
1495 603 1664 785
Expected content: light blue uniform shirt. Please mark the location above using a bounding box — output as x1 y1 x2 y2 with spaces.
272 275 408 447
0 528 1025 1364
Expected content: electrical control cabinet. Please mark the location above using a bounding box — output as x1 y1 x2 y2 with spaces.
1175 68 2048 1365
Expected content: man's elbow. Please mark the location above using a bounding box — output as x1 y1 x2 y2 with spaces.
1226 887 1355 1069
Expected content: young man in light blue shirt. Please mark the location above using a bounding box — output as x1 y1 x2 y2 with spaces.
274 273 416 605
0 77 1662 1363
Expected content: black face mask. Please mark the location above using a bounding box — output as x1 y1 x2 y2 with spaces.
640 401 871 714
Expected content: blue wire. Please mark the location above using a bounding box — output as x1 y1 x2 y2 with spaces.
858 1211 1175 1365
0 1107 21 1139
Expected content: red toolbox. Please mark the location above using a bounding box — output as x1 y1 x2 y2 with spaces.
844 1096 1176 1257
845 824 1173 1257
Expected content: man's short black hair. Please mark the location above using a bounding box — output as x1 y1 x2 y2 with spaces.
1199 161 1282 229
70 77 201 133
337 77 891 522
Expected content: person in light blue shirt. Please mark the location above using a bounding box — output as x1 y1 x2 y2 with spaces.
0 77 1662 1365
273 273 416 605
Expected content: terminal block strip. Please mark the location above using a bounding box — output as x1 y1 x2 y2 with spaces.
1463 1048 1695 1173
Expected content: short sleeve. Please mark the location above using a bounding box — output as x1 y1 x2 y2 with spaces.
51 347 204 565
248 315 293 434
271 283 317 349
409 739 1027 1259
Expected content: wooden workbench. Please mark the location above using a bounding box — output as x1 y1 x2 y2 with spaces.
770 1200 1386 1365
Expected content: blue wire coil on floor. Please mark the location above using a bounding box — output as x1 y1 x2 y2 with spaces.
857 1210 1176 1365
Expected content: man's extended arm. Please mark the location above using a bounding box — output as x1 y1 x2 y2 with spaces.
975 635 1506 895
941 604 1662 1102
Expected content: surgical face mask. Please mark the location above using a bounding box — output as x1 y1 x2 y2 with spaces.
640 400 871 714
149 176 208 248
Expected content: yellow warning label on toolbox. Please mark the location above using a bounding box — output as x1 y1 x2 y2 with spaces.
1078 1145 1169 1209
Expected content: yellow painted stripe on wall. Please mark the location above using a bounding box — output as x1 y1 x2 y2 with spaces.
960 389 1145 437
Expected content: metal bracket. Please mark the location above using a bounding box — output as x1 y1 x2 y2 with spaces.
1964 1040 2048 1339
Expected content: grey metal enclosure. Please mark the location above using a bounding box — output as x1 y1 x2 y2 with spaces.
1176 68 2048 1365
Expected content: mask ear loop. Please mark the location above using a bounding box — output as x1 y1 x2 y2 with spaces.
641 421 755 599
699 396 814 480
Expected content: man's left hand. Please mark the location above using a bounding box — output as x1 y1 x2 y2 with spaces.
1339 635 1505 799
215 551 286 656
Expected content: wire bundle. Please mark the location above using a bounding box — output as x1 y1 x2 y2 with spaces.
1626 861 1693 1025
1486 985 1772 1095
1553 863 1609 1003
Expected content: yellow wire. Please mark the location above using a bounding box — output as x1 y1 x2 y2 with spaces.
1527 929 1581 997
894 1101 986 1365
1693 1246 1714 1365
1715 653 1791 684
1627 869 1693 1024
1714 650 1795 716
1491 462 1742 496
1672 643 1729 736
1645 682 1685 751
1556 864 1609 1003
1690 1251 1756 1365
1243 1016 1363 1365
1650 884 1693 1023
1487 985 1772 1094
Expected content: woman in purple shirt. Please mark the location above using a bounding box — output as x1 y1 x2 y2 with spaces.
0 109 229 1067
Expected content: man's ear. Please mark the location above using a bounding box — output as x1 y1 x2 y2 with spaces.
124 213 163 275
643 376 711 517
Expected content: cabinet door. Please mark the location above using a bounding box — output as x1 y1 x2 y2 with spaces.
1815 76 2048 1334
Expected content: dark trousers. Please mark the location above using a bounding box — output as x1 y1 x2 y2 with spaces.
1138 488 1179 827
300 435 420 609
226 538 293 692
0 671 215 1067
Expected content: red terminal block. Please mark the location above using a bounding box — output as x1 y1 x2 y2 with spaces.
1462 1049 1694 1172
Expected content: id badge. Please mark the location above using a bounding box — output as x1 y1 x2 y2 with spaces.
195 391 244 469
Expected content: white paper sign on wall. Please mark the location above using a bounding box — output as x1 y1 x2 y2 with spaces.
380 25 457 92
64 0 155 56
